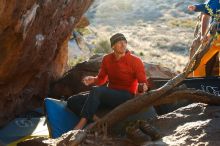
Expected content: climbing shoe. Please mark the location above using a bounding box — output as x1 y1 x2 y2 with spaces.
126 125 151 145
139 120 162 141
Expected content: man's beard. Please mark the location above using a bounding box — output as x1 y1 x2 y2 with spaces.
117 48 126 54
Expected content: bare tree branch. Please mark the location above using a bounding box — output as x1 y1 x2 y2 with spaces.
153 88 220 106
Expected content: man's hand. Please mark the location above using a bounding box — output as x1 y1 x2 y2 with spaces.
188 5 196 11
200 35 210 43
138 83 149 94
82 76 96 86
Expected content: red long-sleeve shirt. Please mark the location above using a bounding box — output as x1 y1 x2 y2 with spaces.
95 51 148 94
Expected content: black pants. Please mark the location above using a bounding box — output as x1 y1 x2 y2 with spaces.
67 86 133 122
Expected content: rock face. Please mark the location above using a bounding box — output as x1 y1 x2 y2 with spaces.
0 0 93 126
151 103 220 146
49 55 102 98
49 55 176 98
144 63 176 79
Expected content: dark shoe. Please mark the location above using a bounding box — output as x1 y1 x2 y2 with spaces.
126 126 151 145
139 120 162 141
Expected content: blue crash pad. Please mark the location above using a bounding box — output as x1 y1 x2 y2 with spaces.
44 98 79 138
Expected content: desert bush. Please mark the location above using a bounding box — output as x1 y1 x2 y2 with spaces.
94 39 112 54
139 52 144 56
68 56 87 67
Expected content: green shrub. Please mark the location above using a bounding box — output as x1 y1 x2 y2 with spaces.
68 56 86 67
139 52 144 56
94 39 111 54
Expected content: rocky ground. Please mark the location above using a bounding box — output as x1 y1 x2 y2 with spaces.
18 103 220 146
152 103 220 146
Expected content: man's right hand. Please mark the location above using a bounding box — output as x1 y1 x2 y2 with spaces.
200 35 210 43
188 5 196 11
137 83 149 94
82 76 96 86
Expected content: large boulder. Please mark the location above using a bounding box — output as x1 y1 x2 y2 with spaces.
151 103 220 146
0 0 93 126
49 55 102 98
144 63 176 79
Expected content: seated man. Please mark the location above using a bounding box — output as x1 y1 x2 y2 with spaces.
188 0 220 77
67 33 150 129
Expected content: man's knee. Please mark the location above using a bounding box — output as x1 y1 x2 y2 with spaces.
91 86 107 97
88 86 109 107
67 94 87 115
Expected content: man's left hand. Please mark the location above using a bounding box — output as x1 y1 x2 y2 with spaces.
138 83 148 94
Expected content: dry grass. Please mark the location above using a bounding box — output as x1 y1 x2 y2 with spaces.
167 18 197 29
